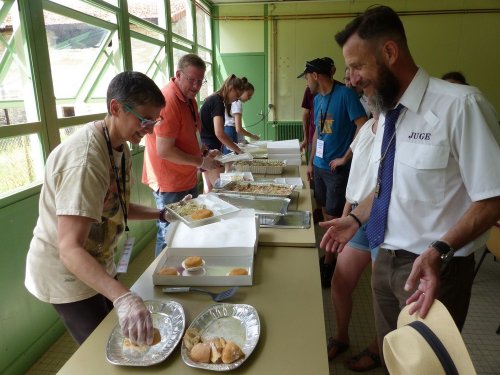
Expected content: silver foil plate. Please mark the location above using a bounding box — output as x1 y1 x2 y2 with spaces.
214 193 290 215
106 300 185 366
181 303 260 371
212 181 294 197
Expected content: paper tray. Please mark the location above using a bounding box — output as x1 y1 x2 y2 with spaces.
153 248 254 286
165 194 239 228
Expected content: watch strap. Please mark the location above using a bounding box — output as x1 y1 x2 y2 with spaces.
431 240 455 261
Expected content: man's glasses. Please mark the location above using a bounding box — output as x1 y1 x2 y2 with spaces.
182 71 207 86
122 103 163 128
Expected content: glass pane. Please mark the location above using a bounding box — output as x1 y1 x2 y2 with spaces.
44 10 122 118
172 36 192 50
199 62 213 101
131 37 169 88
196 4 211 48
129 20 165 40
48 0 117 23
128 0 166 28
0 133 44 197
171 0 193 41
0 0 39 125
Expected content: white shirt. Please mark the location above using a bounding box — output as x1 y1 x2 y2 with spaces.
224 100 242 127
345 117 377 203
371 68 500 256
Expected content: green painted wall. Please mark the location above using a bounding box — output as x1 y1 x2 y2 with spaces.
216 0 500 124
218 53 268 139
0 150 156 375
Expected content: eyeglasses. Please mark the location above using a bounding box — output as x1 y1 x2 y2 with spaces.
122 103 163 128
182 71 207 86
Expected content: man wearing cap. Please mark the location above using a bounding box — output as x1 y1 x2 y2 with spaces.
301 57 367 230
320 5 500 367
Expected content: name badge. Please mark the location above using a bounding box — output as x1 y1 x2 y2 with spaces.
316 139 324 158
116 237 135 273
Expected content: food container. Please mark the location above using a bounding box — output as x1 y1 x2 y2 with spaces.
233 159 286 175
181 303 260 371
212 180 294 197
165 194 239 228
153 209 258 286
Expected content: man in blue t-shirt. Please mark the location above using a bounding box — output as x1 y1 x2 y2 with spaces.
300 57 367 223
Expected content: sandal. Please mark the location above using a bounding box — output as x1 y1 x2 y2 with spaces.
345 348 381 372
327 337 349 361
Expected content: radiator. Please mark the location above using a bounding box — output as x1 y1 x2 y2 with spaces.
274 121 303 141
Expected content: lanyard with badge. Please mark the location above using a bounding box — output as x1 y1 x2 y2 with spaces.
187 98 203 149
316 91 333 159
102 121 134 273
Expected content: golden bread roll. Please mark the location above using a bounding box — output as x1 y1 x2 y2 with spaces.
221 340 244 364
190 342 211 363
228 268 248 276
209 341 222 363
158 267 178 276
191 208 214 220
184 256 203 268
123 328 161 355
183 328 201 351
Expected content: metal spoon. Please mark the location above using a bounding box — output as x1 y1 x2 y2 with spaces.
162 286 238 302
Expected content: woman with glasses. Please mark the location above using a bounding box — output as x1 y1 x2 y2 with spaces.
25 71 171 346
200 74 244 192
222 77 260 155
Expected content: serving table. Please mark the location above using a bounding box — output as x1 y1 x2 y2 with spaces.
58 245 329 374
254 165 316 247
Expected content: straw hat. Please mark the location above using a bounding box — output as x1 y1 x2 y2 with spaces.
383 300 476 375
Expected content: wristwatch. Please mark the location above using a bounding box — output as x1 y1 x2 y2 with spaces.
430 240 455 263
159 207 169 223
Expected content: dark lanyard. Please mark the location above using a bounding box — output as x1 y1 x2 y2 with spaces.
187 99 197 128
102 122 129 232
320 90 333 133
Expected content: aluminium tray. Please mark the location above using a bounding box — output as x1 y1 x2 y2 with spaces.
181 303 260 371
106 300 185 366
258 210 311 229
212 181 294 197
214 193 290 216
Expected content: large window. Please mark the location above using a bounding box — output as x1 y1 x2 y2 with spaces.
0 0 213 200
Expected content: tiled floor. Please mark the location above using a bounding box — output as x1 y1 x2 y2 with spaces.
27 238 500 374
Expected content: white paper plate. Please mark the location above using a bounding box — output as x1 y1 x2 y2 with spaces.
166 194 240 228
181 303 260 371
106 300 185 366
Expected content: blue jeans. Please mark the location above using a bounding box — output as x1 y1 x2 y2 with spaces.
223 126 238 154
153 187 198 257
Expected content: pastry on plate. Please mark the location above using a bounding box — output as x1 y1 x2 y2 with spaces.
184 256 204 269
228 268 248 276
191 208 214 220
122 328 161 355
158 267 178 276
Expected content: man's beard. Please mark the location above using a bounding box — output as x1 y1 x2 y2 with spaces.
368 63 400 114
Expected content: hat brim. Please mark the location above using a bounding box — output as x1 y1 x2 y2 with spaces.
384 300 476 374
297 71 306 78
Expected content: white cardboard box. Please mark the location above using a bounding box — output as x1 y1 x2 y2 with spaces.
153 209 258 286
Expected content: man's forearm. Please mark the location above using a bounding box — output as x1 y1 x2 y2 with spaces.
161 147 201 167
441 196 500 250
350 191 375 224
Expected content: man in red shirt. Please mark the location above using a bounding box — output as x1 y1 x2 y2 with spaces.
143 54 220 256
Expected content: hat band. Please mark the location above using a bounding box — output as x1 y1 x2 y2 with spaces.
408 321 458 375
